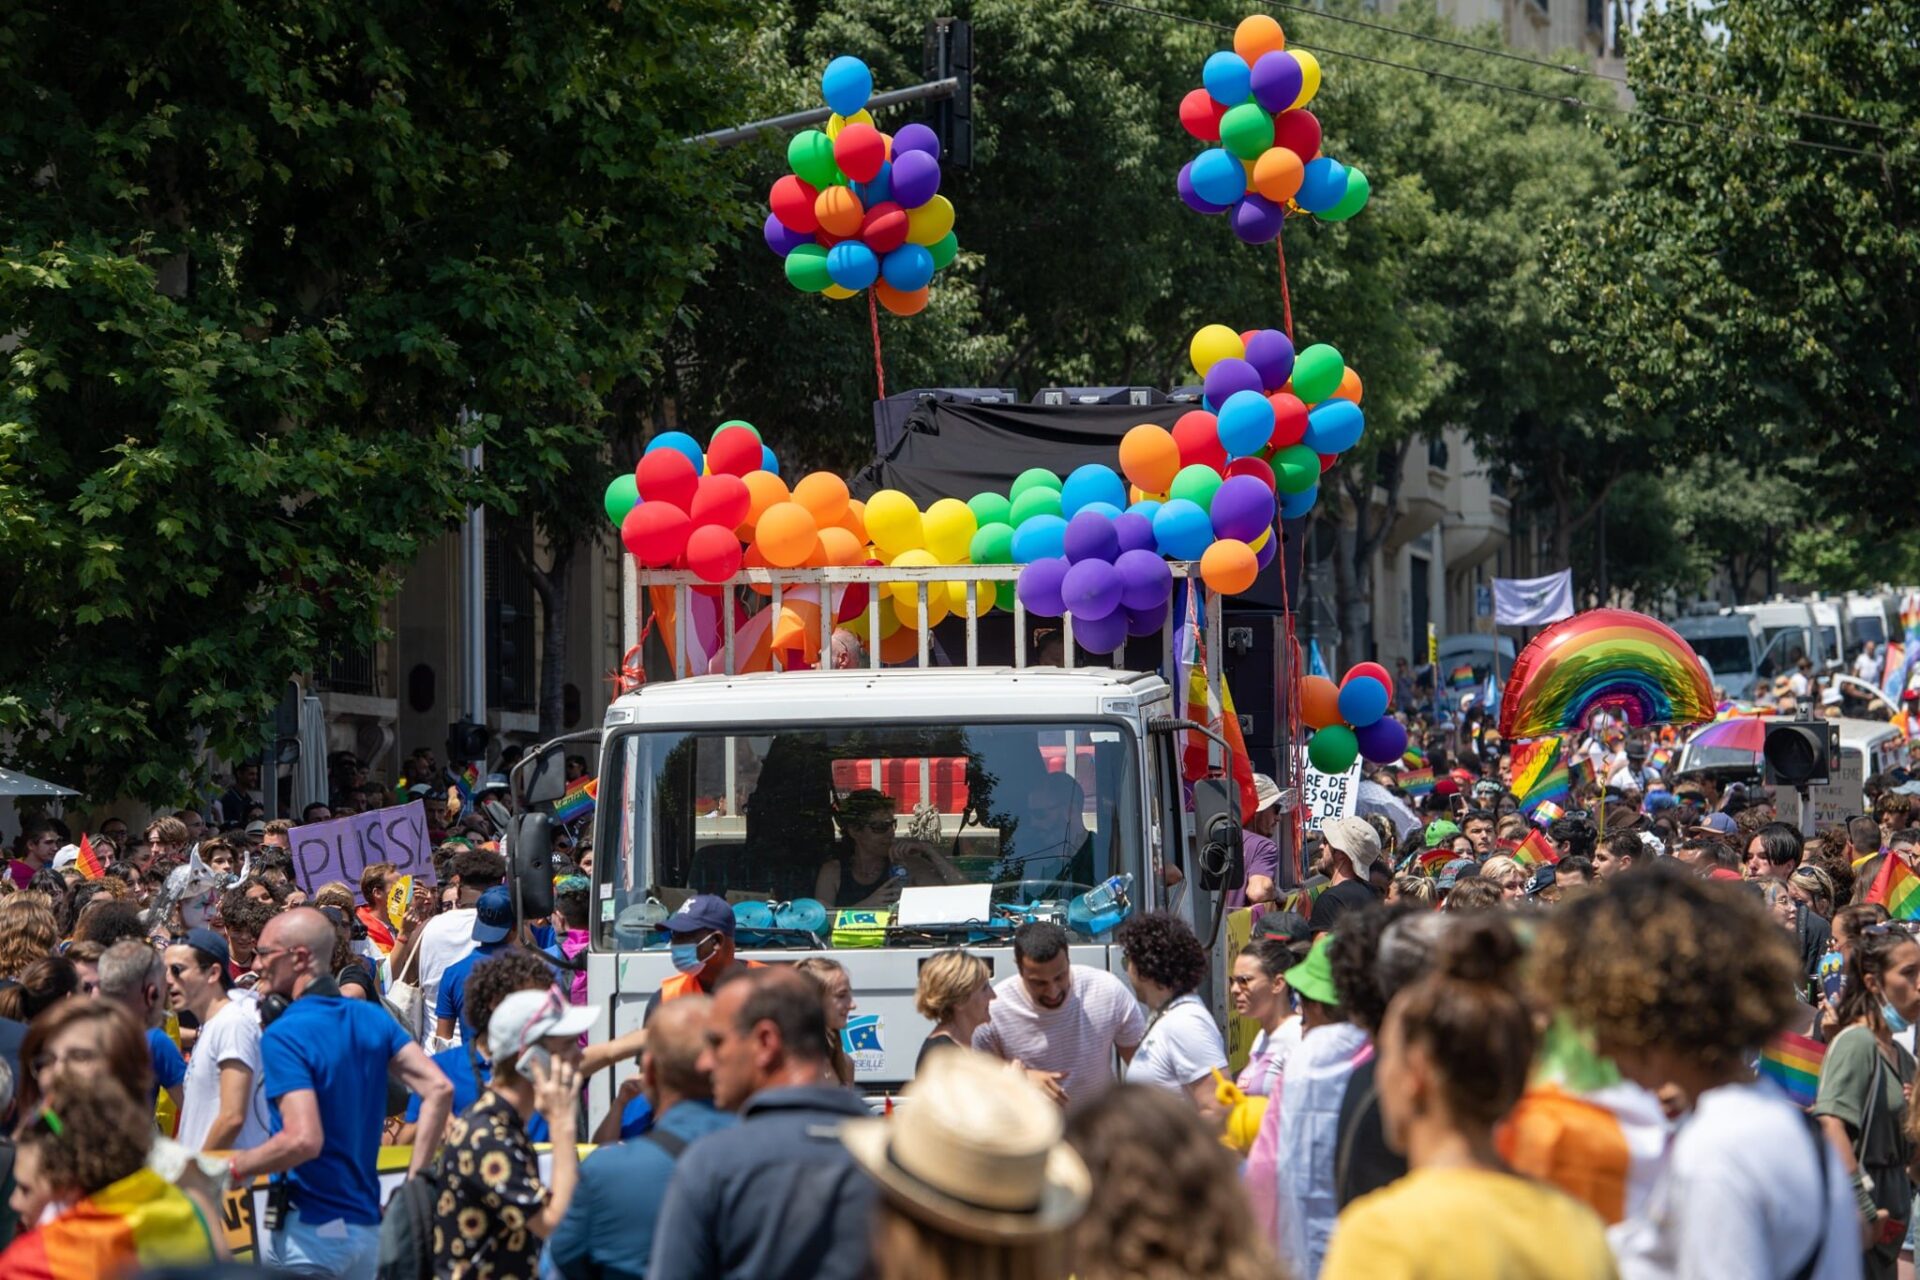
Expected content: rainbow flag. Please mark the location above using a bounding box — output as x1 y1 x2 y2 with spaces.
1417 846 1454 875
1867 854 1920 921
0 1166 213 1276
452 763 480 806
1449 663 1477 690
76 834 106 882
1758 1031 1826 1108
553 777 598 826
1568 754 1596 791
1511 829 1560 869
1512 737 1571 816
1400 768 1435 797
1532 800 1565 826
1648 746 1672 772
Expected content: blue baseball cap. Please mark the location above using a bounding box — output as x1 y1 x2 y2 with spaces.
181 927 231 973
1695 812 1737 835
663 893 736 938
473 884 516 944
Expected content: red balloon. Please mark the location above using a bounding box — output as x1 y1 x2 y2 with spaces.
621 502 691 568
1172 410 1228 474
685 523 744 584
1273 110 1322 163
707 425 762 478
1179 88 1227 141
1343 661 1394 706
636 449 698 509
860 201 909 255
1319 452 1340 471
769 175 820 233
1269 392 1309 448
833 123 887 182
689 473 751 530
1225 456 1276 491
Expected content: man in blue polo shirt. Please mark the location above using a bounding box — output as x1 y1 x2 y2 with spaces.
231 907 451 1280
434 884 516 1043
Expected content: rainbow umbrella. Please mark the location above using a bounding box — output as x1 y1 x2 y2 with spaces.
1687 717 1768 753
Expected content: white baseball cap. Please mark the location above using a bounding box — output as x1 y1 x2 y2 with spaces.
51 845 80 872
486 987 600 1064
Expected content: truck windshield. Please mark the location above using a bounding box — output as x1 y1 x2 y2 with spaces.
1685 632 1755 675
595 720 1141 951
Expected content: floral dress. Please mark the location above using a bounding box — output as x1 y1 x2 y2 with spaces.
430 1089 548 1280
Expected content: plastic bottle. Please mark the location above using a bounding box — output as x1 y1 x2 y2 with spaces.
1068 873 1134 935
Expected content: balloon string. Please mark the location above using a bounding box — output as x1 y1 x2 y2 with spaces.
1273 222 1303 878
867 288 888 401
1276 225 1295 343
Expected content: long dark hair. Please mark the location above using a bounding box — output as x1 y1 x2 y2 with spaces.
1836 925 1920 1031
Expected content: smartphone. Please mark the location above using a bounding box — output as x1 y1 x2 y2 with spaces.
1450 794 1468 818
517 1045 552 1079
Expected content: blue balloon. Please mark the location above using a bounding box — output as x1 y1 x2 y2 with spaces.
822 56 873 117
1203 51 1251 107
1011 515 1068 564
644 432 705 473
881 244 935 292
1177 161 1228 215
1061 464 1128 516
826 242 880 291
1295 157 1351 214
1338 675 1390 729
1189 148 1248 207
1303 398 1365 454
760 445 780 476
1279 483 1318 519
1152 499 1214 561
854 160 892 206
1125 500 1164 526
1216 389 1277 459
1079 501 1124 521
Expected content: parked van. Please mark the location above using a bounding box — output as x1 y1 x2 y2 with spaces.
1670 613 1763 701
1809 600 1846 671
1846 593 1889 651
1734 600 1828 677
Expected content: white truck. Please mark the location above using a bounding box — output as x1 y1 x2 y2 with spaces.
510 562 1270 1123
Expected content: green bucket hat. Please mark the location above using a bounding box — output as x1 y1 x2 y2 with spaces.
1283 933 1339 1006
1423 819 1461 849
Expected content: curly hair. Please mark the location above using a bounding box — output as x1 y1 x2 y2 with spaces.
1327 900 1423 1035
1067 1085 1286 1280
73 899 148 949
1386 915 1535 1131
18 1081 153 1200
1530 860 1800 1074
464 950 559 1044
0 895 59 979
1114 912 1206 998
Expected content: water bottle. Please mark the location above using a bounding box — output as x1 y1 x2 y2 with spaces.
1068 873 1134 935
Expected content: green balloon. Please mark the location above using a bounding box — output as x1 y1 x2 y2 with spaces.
968 492 1013 527
1273 445 1321 495
1219 103 1275 162
1010 486 1063 526
1292 344 1346 404
970 522 1015 565
1308 725 1360 774
929 231 959 270
785 244 831 293
603 473 639 527
788 130 839 187
1320 168 1371 223
1169 464 1223 512
1010 468 1062 499
711 419 761 445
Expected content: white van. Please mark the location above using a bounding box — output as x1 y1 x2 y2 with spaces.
1845 593 1889 652
1670 613 1763 701
1809 600 1846 671
1734 600 1828 678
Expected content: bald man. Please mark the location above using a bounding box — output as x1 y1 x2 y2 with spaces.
234 908 452 1279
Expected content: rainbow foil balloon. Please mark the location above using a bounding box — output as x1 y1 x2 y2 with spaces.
1497 609 1716 742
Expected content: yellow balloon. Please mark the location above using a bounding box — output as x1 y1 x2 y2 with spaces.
1250 527 1272 553
1189 324 1246 377
886 548 939 610
948 579 997 615
825 109 874 140
905 195 956 246
823 284 858 299
1290 52 1321 110
922 498 978 564
866 490 925 559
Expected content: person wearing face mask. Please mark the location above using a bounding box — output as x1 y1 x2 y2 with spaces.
644 895 763 1025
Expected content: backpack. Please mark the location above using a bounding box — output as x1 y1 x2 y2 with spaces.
375 1153 443 1280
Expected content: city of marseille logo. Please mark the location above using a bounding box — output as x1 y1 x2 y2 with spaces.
842 1014 886 1073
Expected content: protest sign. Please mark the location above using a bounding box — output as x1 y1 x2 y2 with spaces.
288 800 431 889
1296 754 1361 833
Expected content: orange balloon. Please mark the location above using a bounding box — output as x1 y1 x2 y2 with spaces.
879 623 922 665
1253 147 1304 203
1302 675 1343 730
742 542 774 597
738 471 791 538
875 281 928 316
755 501 819 568
818 526 863 566
793 471 851 526
837 497 868 544
814 186 866 238
1200 539 1259 596
1334 367 1364 404
1119 424 1183 495
1234 13 1287 63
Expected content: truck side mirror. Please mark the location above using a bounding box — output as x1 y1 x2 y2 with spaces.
511 813 556 919
1191 777 1243 893
523 746 570 808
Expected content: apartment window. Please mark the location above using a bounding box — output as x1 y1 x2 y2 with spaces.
1427 437 1450 470
485 523 537 714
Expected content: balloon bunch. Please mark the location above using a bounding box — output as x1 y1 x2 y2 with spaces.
763 56 960 317
1300 664 1407 773
1176 14 1371 241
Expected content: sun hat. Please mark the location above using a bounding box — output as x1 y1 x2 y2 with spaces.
1282 934 1339 1005
1251 774 1282 813
487 986 600 1064
840 1049 1090 1241
1321 816 1381 879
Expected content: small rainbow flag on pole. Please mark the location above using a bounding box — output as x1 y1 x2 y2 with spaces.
1449 663 1477 690
76 834 106 881
1758 1031 1827 1108
1400 768 1435 797
553 777 598 826
1511 829 1560 869
1867 854 1920 921
1417 846 1455 875
1532 800 1566 826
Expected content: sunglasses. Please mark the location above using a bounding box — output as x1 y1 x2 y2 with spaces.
1863 921 1920 938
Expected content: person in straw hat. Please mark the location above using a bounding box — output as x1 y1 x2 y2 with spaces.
841 1048 1089 1280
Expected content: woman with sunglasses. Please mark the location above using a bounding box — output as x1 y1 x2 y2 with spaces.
813 790 966 911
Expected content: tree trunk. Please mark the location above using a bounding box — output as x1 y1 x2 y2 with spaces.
518 538 576 739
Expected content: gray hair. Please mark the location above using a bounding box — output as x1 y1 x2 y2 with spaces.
96 939 162 1005
1376 912 1451 1006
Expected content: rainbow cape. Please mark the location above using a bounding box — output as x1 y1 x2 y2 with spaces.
1400 768 1435 797
1512 736 1571 815
0 1167 213 1277
1511 829 1560 869
553 777 598 826
1758 1031 1826 1109
76 834 106 882
1867 854 1920 921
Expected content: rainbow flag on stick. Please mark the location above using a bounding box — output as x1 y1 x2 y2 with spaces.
76 834 106 881
1511 829 1560 869
1400 768 1435 797
1758 1031 1827 1109
1512 736 1571 816
1867 854 1920 921
1449 663 1477 690
552 777 598 826
1417 846 1455 876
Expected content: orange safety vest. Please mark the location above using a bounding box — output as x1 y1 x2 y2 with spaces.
657 960 766 1003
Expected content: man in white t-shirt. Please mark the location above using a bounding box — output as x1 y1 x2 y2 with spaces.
413 848 508 1036
973 922 1145 1107
165 928 269 1151
1855 641 1880 683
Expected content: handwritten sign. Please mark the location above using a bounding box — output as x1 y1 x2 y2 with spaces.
288 800 431 889
1296 755 1361 833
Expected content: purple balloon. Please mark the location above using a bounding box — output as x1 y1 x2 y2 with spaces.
1115 549 1173 611
1113 512 1156 555
1231 192 1285 244
1061 559 1123 621
894 122 941 156
1254 530 1278 571
1244 329 1296 391
1203 357 1263 407
1063 511 1120 565
1017 557 1071 618
1354 715 1409 766
763 213 814 258
1211 475 1278 543
1073 608 1130 655
1250 51 1305 113
891 149 943 210
1178 162 1229 215
1125 603 1167 638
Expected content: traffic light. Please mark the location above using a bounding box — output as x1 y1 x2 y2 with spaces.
1763 720 1833 788
924 17 973 169
448 720 491 763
